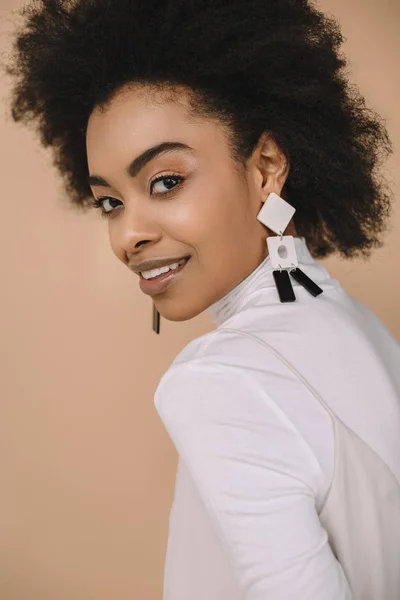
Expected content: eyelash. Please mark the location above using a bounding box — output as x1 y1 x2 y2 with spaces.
91 173 185 218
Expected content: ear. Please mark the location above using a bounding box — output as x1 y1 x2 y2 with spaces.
249 132 290 201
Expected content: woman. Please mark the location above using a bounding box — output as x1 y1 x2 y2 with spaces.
5 0 400 598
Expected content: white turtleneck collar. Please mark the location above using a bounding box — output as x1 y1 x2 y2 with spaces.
207 236 337 327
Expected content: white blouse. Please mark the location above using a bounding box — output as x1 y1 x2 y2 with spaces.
154 236 400 599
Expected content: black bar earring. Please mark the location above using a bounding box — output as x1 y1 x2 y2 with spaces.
272 269 296 303
289 267 323 297
153 303 160 334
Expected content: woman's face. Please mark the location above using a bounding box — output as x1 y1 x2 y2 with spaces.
86 84 289 322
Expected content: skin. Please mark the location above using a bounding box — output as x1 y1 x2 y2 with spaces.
86 84 297 322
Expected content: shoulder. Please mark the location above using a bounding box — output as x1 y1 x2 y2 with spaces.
164 326 266 371
157 327 285 401
154 333 325 495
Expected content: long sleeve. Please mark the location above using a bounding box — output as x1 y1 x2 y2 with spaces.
154 361 352 600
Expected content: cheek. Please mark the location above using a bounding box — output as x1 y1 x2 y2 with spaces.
196 204 248 270
160 195 209 244
201 194 249 245
163 166 248 245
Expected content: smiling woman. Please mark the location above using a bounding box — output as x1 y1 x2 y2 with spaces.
3 0 400 599
82 83 290 325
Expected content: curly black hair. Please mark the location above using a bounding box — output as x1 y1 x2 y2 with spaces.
3 0 394 259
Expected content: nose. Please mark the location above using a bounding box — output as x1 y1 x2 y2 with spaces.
111 206 161 264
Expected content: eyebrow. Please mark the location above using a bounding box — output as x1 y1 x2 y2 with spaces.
87 141 195 187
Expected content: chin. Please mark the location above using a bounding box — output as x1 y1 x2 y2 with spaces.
155 300 204 322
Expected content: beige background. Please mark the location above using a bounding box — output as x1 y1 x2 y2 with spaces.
0 0 399 597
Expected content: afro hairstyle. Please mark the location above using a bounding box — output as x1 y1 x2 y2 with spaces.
3 0 394 258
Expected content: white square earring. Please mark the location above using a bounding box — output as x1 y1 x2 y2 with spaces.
256 191 296 236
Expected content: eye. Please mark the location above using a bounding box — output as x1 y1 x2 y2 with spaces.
91 174 184 218
150 174 184 195
92 197 122 217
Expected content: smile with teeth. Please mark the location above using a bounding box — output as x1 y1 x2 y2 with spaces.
140 257 188 280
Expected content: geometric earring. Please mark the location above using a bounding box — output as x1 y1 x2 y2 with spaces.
257 192 298 302
266 233 298 302
290 267 324 297
153 303 160 334
257 192 323 302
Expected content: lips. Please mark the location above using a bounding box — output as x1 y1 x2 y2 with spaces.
139 257 189 279
139 256 190 296
134 255 191 275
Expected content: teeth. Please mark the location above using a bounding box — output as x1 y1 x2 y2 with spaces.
141 257 187 280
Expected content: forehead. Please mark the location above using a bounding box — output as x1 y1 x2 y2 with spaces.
86 85 230 169
88 85 194 137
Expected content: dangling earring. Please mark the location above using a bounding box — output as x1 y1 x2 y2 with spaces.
152 303 160 334
256 192 323 302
